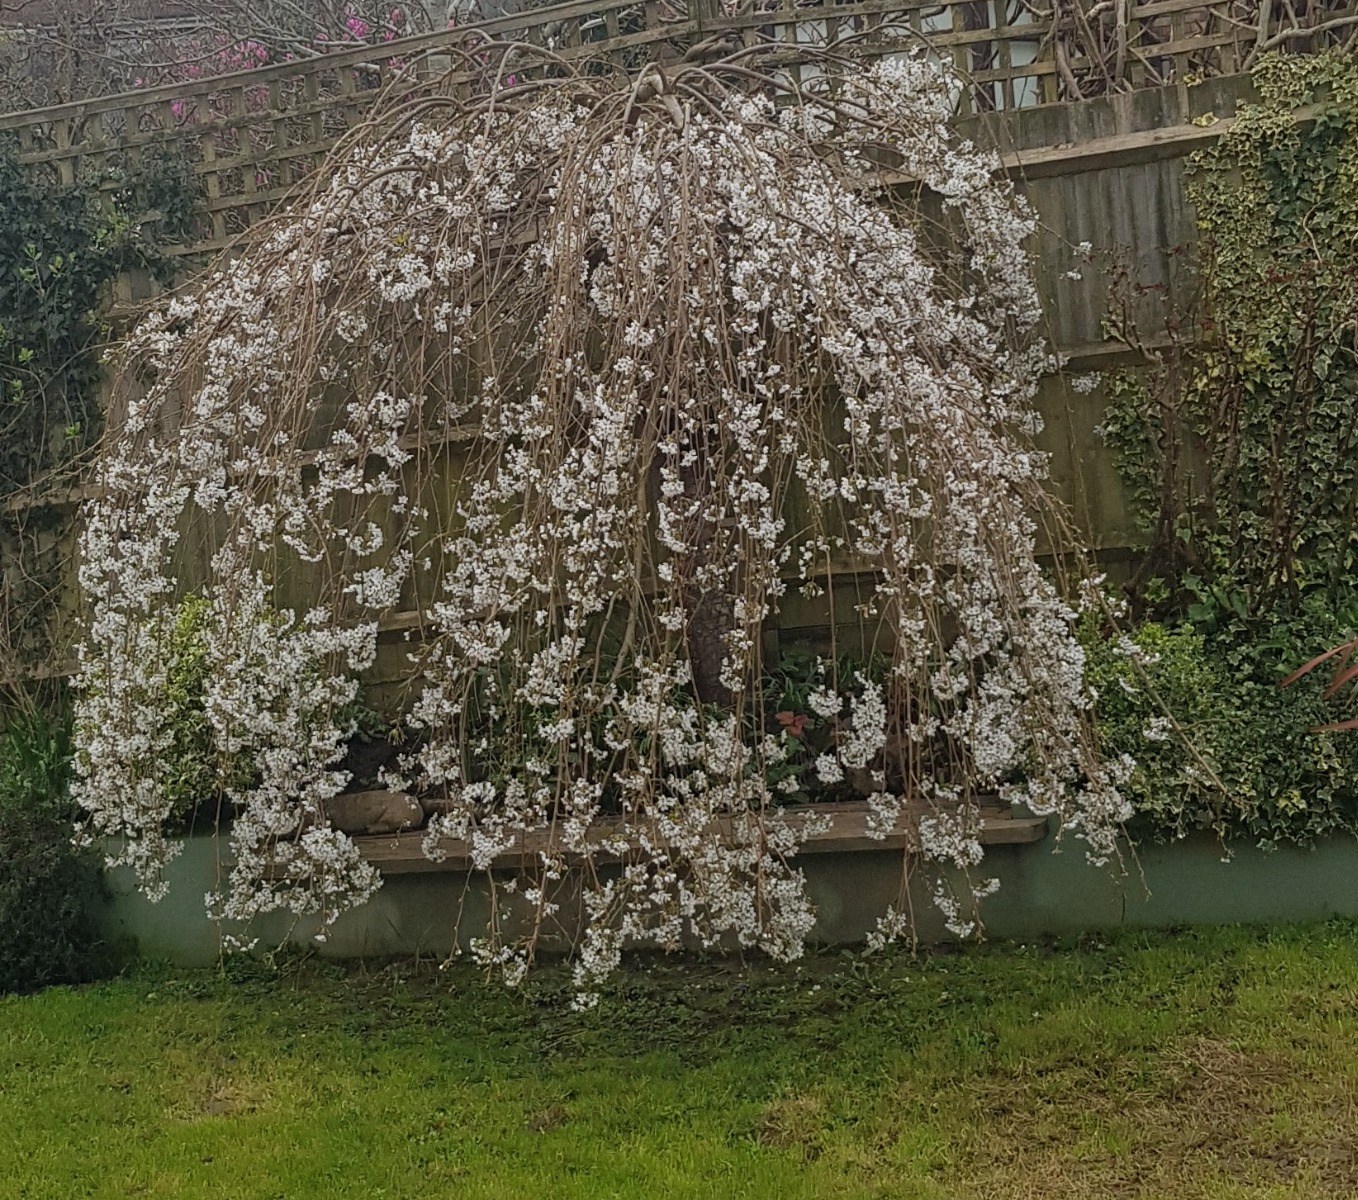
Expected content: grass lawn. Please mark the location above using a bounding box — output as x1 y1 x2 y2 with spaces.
4 922 1358 1199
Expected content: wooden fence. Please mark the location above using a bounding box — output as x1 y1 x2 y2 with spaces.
0 62 1269 690
0 0 1337 692
2 0 1356 255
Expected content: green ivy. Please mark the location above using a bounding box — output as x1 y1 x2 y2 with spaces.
1102 52 1358 623
0 147 196 498
0 144 200 676
1083 613 1358 847
1095 52 1358 845
160 595 231 830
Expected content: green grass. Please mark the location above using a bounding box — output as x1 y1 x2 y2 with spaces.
4 922 1358 1199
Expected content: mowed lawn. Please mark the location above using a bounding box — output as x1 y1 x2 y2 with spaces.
4 923 1358 1199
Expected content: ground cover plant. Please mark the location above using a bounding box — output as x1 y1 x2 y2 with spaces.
4 921 1358 1198
1080 613 1358 847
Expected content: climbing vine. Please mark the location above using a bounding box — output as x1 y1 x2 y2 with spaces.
1103 52 1358 622
0 144 197 680
1096 51 1358 845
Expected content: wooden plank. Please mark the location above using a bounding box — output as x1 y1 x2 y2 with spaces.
1132 0 1233 18
200 124 226 243
997 117 1225 177
353 799 1048 874
51 118 75 185
377 609 426 634
1126 28 1246 58
719 14 1027 52
1058 333 1180 368
868 101 1273 190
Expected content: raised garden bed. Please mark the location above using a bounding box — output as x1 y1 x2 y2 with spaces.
351 799 1049 875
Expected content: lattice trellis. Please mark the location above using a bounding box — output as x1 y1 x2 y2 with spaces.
1 0 1354 254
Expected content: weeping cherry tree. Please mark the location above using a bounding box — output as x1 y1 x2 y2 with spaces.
74 45 1132 1001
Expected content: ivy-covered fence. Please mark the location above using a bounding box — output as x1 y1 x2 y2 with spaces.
0 145 199 684
1087 52 1358 848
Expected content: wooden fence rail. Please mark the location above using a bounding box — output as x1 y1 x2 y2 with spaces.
2 0 1356 255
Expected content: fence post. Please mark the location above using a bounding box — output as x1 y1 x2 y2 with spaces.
688 0 721 39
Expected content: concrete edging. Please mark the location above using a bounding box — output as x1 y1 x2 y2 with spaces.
100 826 1358 966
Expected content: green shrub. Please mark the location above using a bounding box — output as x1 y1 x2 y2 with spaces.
161 595 225 830
0 711 111 993
159 594 400 820
1083 618 1358 847
1093 53 1358 846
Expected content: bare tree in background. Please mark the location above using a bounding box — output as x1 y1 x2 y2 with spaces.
0 0 445 109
